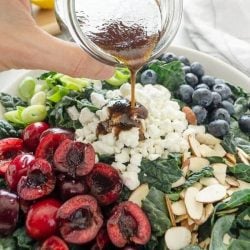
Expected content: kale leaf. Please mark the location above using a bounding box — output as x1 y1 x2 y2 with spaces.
229 163 250 183
139 157 182 193
0 120 20 139
0 237 16 250
13 227 34 250
0 93 27 112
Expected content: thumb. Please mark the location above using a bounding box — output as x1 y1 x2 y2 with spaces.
23 28 115 79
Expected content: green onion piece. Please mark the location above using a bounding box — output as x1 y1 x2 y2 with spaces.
106 67 131 86
18 76 36 101
30 91 46 105
47 85 69 103
60 75 90 91
21 105 47 124
4 107 26 125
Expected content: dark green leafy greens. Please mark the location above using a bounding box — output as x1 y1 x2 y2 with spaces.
139 157 182 193
228 163 250 182
0 237 16 250
0 177 7 189
0 120 20 139
0 93 27 112
148 60 185 92
13 227 34 249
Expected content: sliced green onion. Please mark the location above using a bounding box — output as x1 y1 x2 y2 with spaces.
60 75 90 91
21 105 47 124
18 76 36 101
47 85 69 103
4 107 26 125
30 91 46 105
106 67 131 86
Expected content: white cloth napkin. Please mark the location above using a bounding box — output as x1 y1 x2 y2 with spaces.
183 0 250 76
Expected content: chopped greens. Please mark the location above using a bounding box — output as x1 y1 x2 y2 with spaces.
228 163 250 182
0 93 27 112
0 120 20 139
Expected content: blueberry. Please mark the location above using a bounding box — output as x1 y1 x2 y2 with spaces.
178 84 194 103
161 53 178 63
179 56 190 66
213 83 232 100
239 115 250 133
208 120 230 138
212 108 231 123
227 97 235 104
183 66 191 74
221 100 235 115
140 69 158 85
215 78 226 85
211 92 222 108
191 62 205 77
195 84 210 90
192 105 207 124
185 73 199 87
201 75 215 87
192 88 213 107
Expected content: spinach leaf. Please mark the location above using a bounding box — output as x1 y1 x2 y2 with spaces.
233 97 250 120
239 229 250 240
207 156 226 164
37 71 57 80
0 93 27 112
227 83 248 99
13 227 34 249
222 132 237 154
0 120 20 139
139 157 182 193
142 187 171 237
181 246 201 250
0 177 7 189
98 154 115 164
209 215 235 250
228 239 250 250
148 60 185 92
144 235 159 250
235 137 250 154
118 186 132 203
236 207 250 229
0 237 16 250
182 166 213 188
229 163 250 182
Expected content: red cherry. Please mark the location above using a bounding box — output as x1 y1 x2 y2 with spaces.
22 122 49 152
86 163 123 206
0 138 24 175
107 201 151 248
56 195 103 244
41 236 69 250
40 128 74 140
35 131 74 163
5 154 35 191
17 158 56 200
54 139 95 177
26 198 61 240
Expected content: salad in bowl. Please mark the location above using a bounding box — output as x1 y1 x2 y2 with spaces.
0 52 249 250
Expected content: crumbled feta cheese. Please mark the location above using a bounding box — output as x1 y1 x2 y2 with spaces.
90 92 107 108
67 106 80 121
121 171 140 190
115 149 130 164
118 128 139 148
79 108 95 124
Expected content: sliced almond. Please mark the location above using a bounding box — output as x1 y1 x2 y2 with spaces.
172 176 186 188
227 188 239 196
180 190 186 199
165 195 176 227
213 143 226 157
196 184 227 203
184 187 204 220
182 106 197 125
223 183 231 190
195 203 214 225
191 233 198 245
182 159 190 169
225 153 236 165
182 151 191 163
192 182 203 191
187 216 195 226
171 200 187 216
200 144 215 157
189 157 210 172
223 233 232 245
237 148 250 165
181 219 196 231
224 159 235 167
225 176 240 187
165 227 191 250
212 163 227 184
199 238 210 249
128 183 149 207
200 177 219 186
238 180 250 190
182 166 189 177
176 214 188 223
196 133 221 145
189 134 201 157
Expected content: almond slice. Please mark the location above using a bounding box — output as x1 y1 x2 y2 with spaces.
200 144 215 157
237 148 250 165
183 151 191 163
223 233 232 245
213 144 226 157
165 195 176 227
200 177 219 186
176 214 188 223
196 203 214 225
171 200 187 216
189 157 210 172
196 133 221 145
225 153 236 165
128 183 149 207
165 227 191 250
196 184 227 203
238 180 250 189
182 166 189 177
227 188 239 196
184 187 204 220
189 134 201 157
199 238 210 249
192 182 203 191
191 233 198 245
172 176 186 188
212 163 227 184
225 176 240 187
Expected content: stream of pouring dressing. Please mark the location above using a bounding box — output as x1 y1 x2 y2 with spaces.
75 0 162 108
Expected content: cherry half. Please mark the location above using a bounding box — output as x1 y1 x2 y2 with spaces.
17 158 56 200
41 236 69 250
0 190 19 236
87 163 123 206
5 154 35 191
54 139 95 177
56 195 103 244
22 122 49 152
26 198 61 240
107 201 151 248
35 129 74 163
0 138 24 176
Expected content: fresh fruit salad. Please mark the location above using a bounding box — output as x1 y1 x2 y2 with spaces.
0 53 249 250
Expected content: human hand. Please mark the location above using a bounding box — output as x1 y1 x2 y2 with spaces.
0 0 115 79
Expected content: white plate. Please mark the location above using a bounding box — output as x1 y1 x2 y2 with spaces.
0 45 249 95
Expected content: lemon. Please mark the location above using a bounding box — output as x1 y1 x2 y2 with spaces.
32 0 54 10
